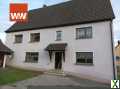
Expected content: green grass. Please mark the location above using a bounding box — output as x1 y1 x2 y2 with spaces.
118 72 120 80
0 67 43 85
117 66 120 80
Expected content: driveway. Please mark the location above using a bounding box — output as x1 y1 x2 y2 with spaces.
0 74 110 89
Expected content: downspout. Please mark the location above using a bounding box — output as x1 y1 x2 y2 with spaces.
110 20 117 80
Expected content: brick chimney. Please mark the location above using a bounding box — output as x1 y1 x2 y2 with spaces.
43 4 47 8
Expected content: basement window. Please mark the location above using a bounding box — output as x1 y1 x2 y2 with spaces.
25 52 39 63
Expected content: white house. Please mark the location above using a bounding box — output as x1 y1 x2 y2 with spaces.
5 0 116 83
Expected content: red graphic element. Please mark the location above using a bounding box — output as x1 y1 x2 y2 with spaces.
10 3 28 23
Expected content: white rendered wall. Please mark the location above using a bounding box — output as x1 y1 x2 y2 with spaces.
6 21 114 82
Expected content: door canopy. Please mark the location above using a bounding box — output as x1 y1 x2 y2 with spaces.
45 43 67 61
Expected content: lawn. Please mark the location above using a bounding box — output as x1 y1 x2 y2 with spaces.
0 67 43 85
117 66 120 80
118 74 120 80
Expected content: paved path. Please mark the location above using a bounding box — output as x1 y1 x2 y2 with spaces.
0 74 110 89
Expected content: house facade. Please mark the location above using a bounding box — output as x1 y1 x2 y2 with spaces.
5 0 116 83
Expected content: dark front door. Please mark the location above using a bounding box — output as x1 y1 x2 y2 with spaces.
55 52 62 69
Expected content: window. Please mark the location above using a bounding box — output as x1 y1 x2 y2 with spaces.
56 31 62 41
76 52 93 65
15 35 23 43
76 27 92 39
116 56 120 60
25 52 39 63
30 33 40 42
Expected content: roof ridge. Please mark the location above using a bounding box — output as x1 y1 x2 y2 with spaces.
29 0 72 12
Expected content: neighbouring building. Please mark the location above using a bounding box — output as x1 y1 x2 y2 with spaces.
5 0 116 83
115 41 120 65
0 40 13 68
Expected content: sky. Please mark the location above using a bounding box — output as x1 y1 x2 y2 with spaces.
0 0 120 45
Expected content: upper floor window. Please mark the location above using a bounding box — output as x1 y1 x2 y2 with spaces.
56 31 62 41
76 52 93 65
25 52 39 63
30 33 40 42
76 27 92 39
14 34 23 43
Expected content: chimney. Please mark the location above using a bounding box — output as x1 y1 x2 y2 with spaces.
43 4 47 8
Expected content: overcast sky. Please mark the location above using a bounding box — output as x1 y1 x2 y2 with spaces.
0 0 120 45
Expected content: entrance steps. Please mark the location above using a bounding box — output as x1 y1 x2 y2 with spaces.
45 69 66 76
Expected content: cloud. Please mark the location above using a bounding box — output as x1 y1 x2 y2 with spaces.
44 0 70 5
0 22 14 32
10 0 44 10
111 0 120 45
0 32 6 43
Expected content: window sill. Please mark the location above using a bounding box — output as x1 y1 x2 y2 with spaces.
56 39 62 41
76 38 92 40
14 42 22 44
24 61 38 63
29 41 40 43
75 63 94 66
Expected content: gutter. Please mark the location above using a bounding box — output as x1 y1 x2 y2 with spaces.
5 19 113 33
110 21 117 80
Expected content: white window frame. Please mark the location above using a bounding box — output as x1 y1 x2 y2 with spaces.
14 34 23 43
76 52 93 65
76 27 92 39
25 52 39 63
56 31 62 41
30 33 40 42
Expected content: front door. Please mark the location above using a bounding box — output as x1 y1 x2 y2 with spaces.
55 52 62 69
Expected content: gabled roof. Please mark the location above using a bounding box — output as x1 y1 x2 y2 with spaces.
0 40 13 55
6 0 115 33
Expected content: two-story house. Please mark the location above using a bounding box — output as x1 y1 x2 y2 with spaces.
5 0 116 83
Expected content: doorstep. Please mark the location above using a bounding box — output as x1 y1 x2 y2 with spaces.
45 69 66 76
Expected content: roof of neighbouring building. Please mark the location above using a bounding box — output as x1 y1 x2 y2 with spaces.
5 0 115 33
0 40 13 55
115 40 120 58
